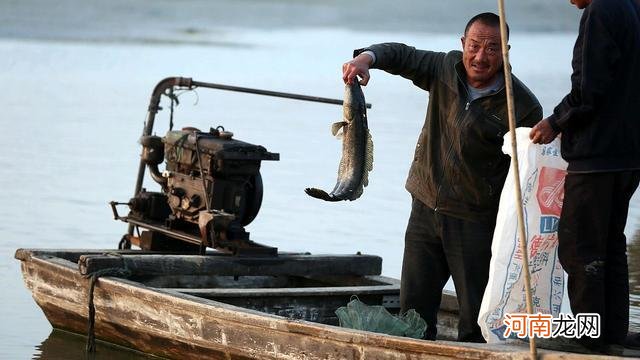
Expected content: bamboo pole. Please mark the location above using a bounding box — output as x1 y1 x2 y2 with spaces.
496 1 538 359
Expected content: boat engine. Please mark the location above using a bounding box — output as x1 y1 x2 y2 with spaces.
127 126 280 254
113 125 279 255
109 77 283 255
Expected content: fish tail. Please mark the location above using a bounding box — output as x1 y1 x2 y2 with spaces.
304 187 340 202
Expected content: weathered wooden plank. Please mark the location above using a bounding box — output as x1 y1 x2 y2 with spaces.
135 273 398 289
167 284 399 297
88 278 512 360
440 289 459 313
17 250 626 360
90 278 496 360
78 254 383 277
15 248 212 264
18 254 472 359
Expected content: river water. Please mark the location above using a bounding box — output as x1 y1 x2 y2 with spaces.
1 1 638 359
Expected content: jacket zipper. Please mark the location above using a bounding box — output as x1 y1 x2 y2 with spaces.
433 71 505 213
434 75 472 212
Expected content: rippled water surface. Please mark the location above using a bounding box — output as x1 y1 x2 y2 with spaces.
1 1 638 359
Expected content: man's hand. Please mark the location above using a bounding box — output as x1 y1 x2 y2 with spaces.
342 53 373 86
530 118 560 144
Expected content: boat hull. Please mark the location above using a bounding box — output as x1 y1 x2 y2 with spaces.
16 249 607 359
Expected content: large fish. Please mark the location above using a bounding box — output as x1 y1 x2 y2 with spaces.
305 82 373 201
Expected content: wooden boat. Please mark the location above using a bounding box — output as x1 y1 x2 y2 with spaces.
16 248 623 359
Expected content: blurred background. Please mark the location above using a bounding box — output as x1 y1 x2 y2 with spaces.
1 1 637 358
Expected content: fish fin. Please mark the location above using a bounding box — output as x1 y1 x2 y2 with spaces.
360 130 374 190
331 121 347 138
365 130 374 172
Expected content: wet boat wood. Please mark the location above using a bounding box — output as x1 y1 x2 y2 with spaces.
15 248 624 359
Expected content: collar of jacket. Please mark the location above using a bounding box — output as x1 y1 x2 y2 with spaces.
447 51 541 129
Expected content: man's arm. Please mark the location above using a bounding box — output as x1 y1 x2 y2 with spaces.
343 43 445 90
531 3 619 144
534 2 620 144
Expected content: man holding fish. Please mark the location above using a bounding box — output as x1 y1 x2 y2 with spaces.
342 13 542 342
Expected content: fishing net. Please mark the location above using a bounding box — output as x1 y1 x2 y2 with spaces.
335 296 427 339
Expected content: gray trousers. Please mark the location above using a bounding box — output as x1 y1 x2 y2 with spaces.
400 198 495 342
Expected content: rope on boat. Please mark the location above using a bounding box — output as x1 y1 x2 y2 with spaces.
84 264 131 353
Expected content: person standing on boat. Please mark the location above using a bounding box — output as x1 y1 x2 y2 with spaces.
342 13 542 342
530 0 640 353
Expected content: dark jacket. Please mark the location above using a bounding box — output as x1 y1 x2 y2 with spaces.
360 43 542 222
547 0 640 172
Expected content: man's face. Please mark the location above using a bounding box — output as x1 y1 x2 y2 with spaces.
461 21 504 88
570 0 592 9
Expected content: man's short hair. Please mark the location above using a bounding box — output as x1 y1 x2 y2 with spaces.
464 12 509 39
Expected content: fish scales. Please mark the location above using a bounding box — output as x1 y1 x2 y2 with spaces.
305 82 373 201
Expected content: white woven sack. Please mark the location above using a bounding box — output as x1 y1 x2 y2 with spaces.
479 127 567 343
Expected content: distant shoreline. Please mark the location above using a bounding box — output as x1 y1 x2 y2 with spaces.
1 0 581 44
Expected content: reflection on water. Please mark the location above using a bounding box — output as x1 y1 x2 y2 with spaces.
34 330 156 360
629 230 640 332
